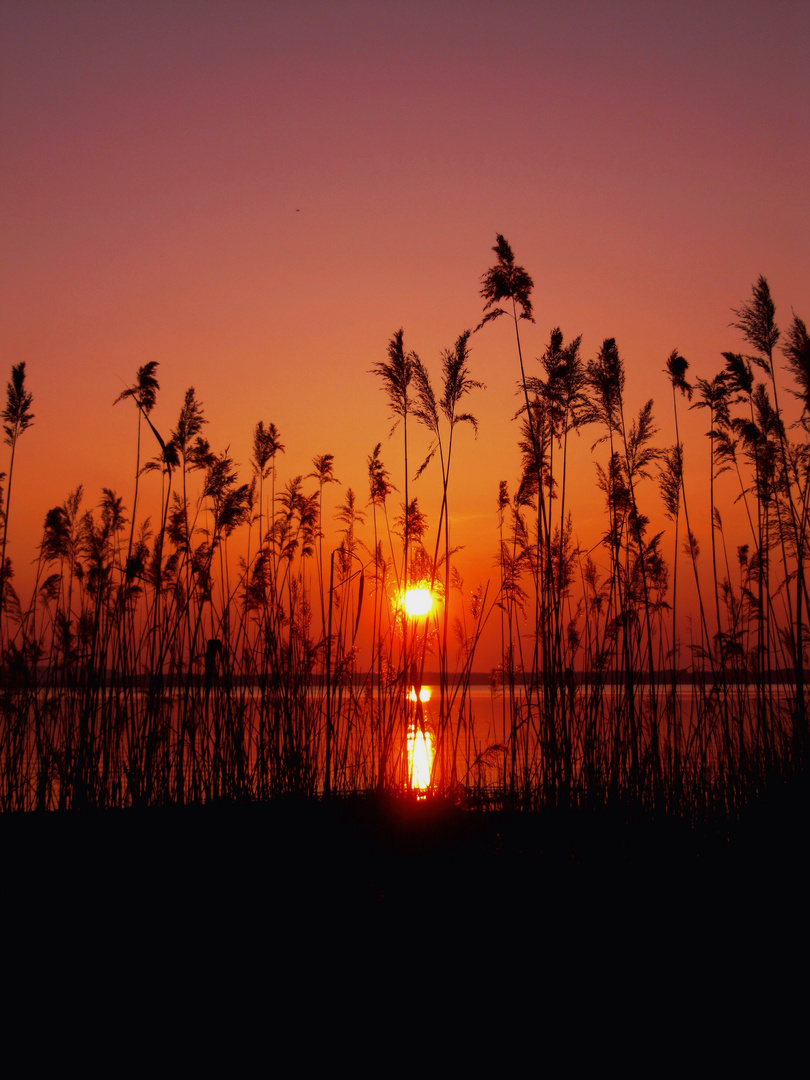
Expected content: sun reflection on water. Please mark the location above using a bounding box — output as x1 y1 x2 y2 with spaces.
406 685 433 791
407 725 434 791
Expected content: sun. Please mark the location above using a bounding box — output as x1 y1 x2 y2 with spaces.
402 587 432 618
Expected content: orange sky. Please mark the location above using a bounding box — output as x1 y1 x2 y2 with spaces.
1 0 808 670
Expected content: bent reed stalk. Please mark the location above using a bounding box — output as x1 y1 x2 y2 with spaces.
0 256 806 821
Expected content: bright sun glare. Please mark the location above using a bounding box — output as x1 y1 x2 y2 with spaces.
403 587 432 618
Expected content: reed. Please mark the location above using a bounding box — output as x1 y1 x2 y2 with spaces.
0 362 35 646
0 250 805 826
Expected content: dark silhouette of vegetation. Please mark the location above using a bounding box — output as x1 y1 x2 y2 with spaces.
0 362 34 633
0 248 805 823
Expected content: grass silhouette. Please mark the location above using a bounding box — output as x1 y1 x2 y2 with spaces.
0 246 806 840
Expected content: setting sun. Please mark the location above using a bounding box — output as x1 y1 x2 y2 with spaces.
403 587 432 618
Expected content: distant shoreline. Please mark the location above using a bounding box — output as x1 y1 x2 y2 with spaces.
24 669 797 688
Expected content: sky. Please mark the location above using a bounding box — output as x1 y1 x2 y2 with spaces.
1 0 808 668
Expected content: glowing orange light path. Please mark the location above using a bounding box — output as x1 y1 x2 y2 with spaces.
407 725 434 791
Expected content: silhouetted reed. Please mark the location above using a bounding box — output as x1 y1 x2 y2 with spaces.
0 250 805 825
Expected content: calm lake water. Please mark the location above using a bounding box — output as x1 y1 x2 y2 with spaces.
5 677 798 808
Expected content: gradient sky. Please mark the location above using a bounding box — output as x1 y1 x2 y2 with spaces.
1 0 808 666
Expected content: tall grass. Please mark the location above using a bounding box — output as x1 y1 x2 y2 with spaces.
0 249 805 821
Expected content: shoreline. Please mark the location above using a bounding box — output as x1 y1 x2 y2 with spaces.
3 783 805 908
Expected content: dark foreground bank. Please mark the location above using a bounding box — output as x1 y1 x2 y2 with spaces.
3 791 804 1063
3 785 808 1038
2 784 805 914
